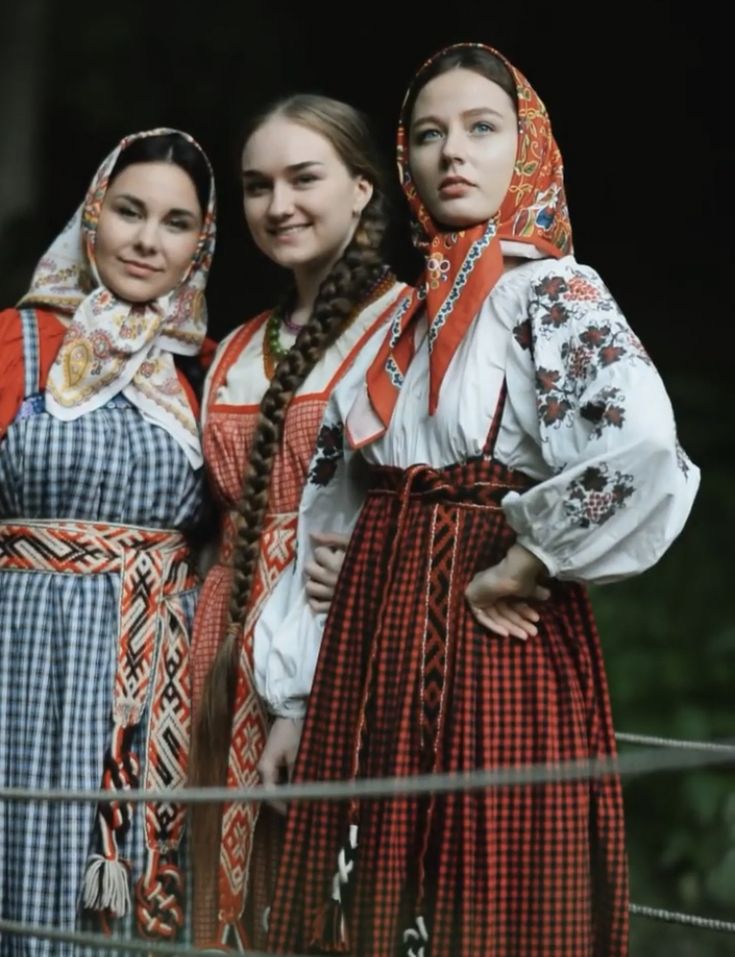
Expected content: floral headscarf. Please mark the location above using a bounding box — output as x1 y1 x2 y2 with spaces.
361 43 571 440
19 127 217 467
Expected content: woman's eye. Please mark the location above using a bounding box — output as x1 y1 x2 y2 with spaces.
167 217 193 232
116 204 141 219
243 182 269 197
414 128 442 145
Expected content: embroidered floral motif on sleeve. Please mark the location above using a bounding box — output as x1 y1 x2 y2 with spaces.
580 386 626 440
564 463 635 529
515 268 653 437
308 421 344 487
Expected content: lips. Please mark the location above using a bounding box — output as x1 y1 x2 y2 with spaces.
438 175 473 190
438 176 474 199
120 258 160 275
269 223 311 238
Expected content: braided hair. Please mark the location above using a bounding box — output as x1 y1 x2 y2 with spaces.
191 93 391 874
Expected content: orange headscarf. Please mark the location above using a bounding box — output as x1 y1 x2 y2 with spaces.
364 43 572 437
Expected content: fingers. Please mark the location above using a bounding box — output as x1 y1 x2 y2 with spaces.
257 753 278 788
306 596 331 615
468 602 513 638
305 559 339 613
466 597 544 640
471 603 531 640
305 545 347 615
304 549 343 587
304 567 338 597
498 599 537 626
257 718 303 815
507 600 541 626
314 546 345 573
310 531 350 550
257 755 288 816
305 546 343 580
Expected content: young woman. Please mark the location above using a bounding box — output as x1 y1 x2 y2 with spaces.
263 44 700 956
0 128 216 950
189 95 408 948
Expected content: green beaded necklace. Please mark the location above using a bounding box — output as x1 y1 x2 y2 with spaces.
263 304 300 379
265 306 291 363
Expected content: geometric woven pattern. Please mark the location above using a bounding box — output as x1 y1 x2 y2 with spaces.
0 518 197 940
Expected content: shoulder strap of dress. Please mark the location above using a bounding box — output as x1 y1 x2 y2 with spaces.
18 308 41 398
205 312 270 418
482 378 508 457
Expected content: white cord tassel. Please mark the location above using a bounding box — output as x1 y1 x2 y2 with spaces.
331 824 359 901
402 914 429 957
82 854 131 916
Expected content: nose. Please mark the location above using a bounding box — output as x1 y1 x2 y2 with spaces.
133 217 159 254
267 181 295 220
440 125 467 167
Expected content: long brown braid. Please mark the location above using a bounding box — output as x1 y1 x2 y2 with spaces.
190 95 391 877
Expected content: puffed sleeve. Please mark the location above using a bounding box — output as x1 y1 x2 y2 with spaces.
502 262 699 584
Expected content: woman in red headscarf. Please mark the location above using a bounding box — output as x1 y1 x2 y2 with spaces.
259 44 700 956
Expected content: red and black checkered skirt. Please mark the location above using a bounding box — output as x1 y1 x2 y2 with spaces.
266 452 629 956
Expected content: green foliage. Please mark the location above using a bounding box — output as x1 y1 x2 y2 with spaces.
592 378 734 955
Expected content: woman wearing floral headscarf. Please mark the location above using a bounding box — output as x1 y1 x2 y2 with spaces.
261 44 699 956
0 128 216 951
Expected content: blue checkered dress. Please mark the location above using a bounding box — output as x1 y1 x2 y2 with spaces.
0 310 204 956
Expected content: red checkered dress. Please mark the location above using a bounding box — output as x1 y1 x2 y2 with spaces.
266 387 629 956
190 281 408 948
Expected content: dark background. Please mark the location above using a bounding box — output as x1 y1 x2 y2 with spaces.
0 3 731 953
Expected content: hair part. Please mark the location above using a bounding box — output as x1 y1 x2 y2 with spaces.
403 46 517 128
109 132 211 215
242 92 387 194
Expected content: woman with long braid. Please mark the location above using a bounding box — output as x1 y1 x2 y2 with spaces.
188 94 408 949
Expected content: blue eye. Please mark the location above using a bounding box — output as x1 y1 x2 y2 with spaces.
470 121 495 135
414 128 442 145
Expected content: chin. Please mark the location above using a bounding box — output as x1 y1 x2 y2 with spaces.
263 243 305 265
116 291 154 304
110 282 160 304
431 203 491 231
99 269 155 304
436 214 488 231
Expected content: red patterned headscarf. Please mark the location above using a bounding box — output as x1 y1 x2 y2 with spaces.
363 43 572 437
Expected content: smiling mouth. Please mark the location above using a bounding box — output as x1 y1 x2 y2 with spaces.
269 223 311 237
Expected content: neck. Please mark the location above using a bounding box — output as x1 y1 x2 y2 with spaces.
290 250 343 327
290 221 361 325
290 267 327 325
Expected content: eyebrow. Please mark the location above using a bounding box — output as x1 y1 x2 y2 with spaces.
241 160 326 179
113 193 197 219
411 106 506 128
